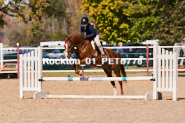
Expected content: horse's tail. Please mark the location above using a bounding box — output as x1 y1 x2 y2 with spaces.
118 53 126 77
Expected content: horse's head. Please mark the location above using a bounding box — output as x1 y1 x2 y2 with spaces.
64 34 85 58
64 36 75 59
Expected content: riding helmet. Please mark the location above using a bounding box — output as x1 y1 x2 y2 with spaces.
81 17 89 26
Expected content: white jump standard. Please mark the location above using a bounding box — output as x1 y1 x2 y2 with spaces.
19 44 178 101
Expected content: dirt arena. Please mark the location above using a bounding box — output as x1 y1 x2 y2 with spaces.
0 73 185 123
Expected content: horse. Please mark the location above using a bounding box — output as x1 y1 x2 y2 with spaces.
64 34 126 95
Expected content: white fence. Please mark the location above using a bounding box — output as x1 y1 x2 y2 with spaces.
19 45 178 101
1 42 185 73
0 43 38 74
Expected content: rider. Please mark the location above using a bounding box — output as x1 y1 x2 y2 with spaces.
80 17 107 58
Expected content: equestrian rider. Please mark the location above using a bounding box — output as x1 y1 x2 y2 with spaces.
80 17 107 58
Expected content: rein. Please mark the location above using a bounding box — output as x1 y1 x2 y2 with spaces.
77 40 87 52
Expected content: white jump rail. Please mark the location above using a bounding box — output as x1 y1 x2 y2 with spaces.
46 94 149 100
19 44 178 101
42 76 153 81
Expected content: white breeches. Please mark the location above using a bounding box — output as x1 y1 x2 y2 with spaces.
94 35 101 47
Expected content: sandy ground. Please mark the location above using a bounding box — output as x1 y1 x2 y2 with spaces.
0 73 185 123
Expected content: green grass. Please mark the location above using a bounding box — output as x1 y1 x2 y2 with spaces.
43 71 153 77
43 72 105 77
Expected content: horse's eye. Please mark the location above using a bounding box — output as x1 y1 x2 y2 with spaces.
68 46 71 48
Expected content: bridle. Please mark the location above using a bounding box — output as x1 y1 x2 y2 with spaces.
65 37 86 54
65 38 74 54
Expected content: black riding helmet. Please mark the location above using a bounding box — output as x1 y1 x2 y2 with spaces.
81 17 89 26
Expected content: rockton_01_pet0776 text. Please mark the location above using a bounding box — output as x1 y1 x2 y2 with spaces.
42 58 143 66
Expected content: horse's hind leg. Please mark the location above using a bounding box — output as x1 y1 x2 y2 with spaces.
113 69 123 95
103 68 117 95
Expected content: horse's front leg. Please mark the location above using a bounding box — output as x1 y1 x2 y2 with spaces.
72 62 82 76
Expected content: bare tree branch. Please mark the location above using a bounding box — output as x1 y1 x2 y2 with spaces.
0 1 12 11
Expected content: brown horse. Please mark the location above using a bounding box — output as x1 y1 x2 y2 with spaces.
64 34 126 95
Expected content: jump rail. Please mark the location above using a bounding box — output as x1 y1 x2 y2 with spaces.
19 44 178 101
46 94 150 100
41 76 153 81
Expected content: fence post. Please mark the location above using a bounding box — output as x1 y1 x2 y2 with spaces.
38 46 42 92
19 54 23 99
16 43 19 78
173 52 178 101
146 44 149 76
153 44 158 100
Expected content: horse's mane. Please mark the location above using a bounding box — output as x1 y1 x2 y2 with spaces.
66 34 84 43
71 34 84 39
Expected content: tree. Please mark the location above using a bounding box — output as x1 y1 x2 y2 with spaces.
0 0 68 27
79 0 132 44
51 29 67 41
5 0 70 46
79 0 185 45
149 0 185 45
0 11 12 28
28 21 43 45
125 0 159 42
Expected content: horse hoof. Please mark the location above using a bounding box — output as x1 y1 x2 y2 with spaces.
78 71 82 76
79 72 82 76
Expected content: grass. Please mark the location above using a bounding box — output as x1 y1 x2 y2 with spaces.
43 71 153 77
42 65 154 77
84 65 153 70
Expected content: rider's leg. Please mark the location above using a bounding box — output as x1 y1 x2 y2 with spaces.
94 35 107 58
91 41 97 57
91 41 96 50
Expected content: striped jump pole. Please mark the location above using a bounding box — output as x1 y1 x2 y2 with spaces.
39 76 154 101
41 76 153 81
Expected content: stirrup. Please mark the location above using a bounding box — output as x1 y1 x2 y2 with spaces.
92 55 97 58
101 54 107 58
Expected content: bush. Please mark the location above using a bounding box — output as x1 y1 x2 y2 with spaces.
51 29 67 41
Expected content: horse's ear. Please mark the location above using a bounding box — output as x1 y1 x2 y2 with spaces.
63 38 66 42
64 37 69 42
